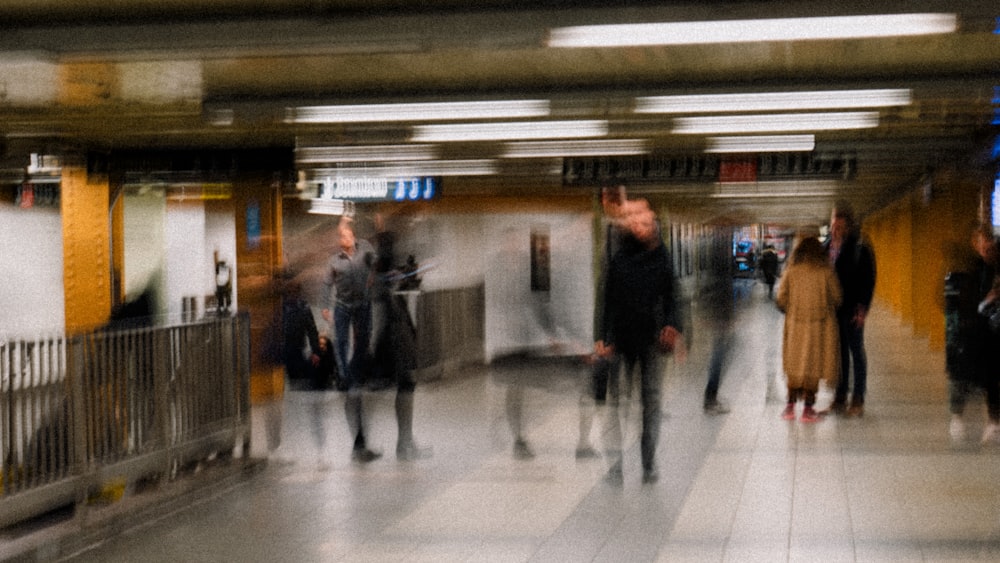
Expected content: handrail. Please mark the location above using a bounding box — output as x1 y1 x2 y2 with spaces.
0 313 251 529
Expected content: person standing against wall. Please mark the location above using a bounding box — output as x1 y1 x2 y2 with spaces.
599 201 684 484
824 201 877 417
322 217 380 463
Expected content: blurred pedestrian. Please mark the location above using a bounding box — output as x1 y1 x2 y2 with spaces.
322 217 380 463
776 236 842 422
599 200 684 484
370 213 433 460
281 278 321 391
824 201 877 417
759 244 780 299
579 185 629 460
950 223 1000 444
701 227 735 414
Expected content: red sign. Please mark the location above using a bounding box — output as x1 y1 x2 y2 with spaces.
718 157 757 183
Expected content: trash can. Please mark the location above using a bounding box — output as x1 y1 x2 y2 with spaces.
944 271 977 380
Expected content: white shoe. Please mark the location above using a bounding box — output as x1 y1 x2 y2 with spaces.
981 422 1000 445
949 415 966 442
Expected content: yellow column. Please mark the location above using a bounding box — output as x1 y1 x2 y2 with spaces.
61 166 112 332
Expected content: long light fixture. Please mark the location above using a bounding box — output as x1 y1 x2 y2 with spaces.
548 14 957 47
636 89 912 114
502 139 646 158
707 135 815 153
296 144 436 163
674 112 879 134
286 100 550 124
711 180 839 198
412 120 608 142
312 160 497 177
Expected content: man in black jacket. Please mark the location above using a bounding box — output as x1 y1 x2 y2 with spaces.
825 202 877 417
599 201 684 484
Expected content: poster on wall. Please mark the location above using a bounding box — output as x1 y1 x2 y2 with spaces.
530 225 551 292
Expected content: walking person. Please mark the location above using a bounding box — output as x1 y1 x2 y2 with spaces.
825 201 876 417
322 217 380 463
370 213 433 460
701 227 735 414
949 223 1000 444
599 201 684 484
776 236 842 422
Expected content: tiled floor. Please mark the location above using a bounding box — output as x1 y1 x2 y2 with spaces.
63 283 1000 562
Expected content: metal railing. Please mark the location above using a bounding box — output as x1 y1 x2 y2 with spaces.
0 313 251 529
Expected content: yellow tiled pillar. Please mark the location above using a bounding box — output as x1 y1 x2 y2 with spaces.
61 166 112 332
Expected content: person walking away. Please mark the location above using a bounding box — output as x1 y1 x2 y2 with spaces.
701 227 735 414
599 201 684 484
825 201 876 417
322 218 380 463
776 236 842 422
759 244 780 299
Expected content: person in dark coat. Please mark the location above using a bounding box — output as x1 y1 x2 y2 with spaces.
370 213 432 461
759 244 780 299
824 201 876 417
951 223 1000 444
599 200 684 484
281 279 321 390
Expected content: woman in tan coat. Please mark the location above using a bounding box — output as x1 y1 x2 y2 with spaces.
776 236 842 422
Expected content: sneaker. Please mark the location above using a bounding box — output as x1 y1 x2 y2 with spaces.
351 448 382 463
703 400 731 415
781 404 796 420
800 406 820 423
513 439 535 460
981 422 1000 445
949 415 966 442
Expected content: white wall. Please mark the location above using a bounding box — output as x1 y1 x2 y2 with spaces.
123 190 166 306
206 207 238 311
481 212 593 361
0 203 65 337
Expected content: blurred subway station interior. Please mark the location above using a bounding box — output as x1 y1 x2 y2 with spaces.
1 1 1000 561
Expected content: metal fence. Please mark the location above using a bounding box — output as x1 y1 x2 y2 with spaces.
413 285 485 381
0 313 251 529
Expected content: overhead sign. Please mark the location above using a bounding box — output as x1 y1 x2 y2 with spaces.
563 152 855 186
314 176 439 202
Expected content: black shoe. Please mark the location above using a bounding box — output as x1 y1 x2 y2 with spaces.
575 445 600 460
513 439 535 460
703 400 730 415
642 468 659 484
351 448 382 463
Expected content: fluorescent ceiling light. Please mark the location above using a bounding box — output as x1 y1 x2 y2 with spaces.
503 139 646 158
712 179 839 196
637 89 911 113
412 120 608 142
707 135 815 153
297 144 436 163
286 100 549 123
312 160 497 177
674 112 879 134
548 14 956 47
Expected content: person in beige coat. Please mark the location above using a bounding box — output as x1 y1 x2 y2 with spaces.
776 236 842 422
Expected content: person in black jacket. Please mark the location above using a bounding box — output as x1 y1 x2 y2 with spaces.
824 201 877 417
599 200 684 484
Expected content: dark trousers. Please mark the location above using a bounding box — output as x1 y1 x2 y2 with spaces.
835 317 867 404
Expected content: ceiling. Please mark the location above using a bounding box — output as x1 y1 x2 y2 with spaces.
1 0 997 226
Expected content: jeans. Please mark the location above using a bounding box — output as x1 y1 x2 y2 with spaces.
835 317 867 403
614 345 662 472
334 300 371 390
